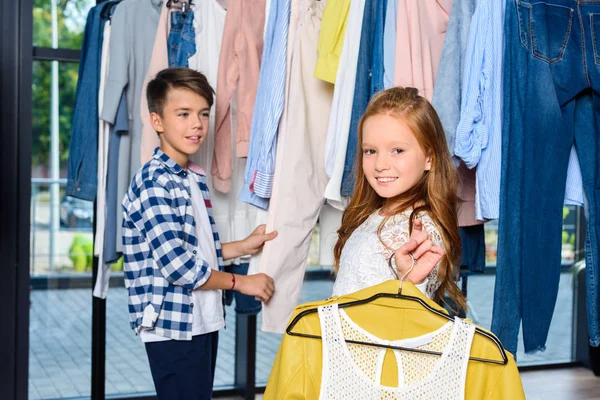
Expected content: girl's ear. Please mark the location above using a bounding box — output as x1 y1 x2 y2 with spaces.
425 155 432 171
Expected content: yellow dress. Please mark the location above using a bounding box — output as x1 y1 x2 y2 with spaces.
264 280 525 399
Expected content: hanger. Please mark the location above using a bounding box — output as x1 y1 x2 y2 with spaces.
100 0 122 20
286 255 509 365
167 0 194 12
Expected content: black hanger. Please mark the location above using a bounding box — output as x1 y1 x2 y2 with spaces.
286 259 509 365
166 0 195 8
100 0 121 20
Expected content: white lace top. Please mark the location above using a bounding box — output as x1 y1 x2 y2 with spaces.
317 303 475 399
332 209 444 299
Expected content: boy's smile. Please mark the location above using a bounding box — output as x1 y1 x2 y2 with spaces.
150 87 211 168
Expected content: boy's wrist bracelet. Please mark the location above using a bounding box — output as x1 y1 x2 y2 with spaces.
230 273 236 290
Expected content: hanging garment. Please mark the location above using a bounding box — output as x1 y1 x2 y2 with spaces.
456 163 484 227
257 0 335 333
454 0 584 221
456 165 486 276
102 93 128 265
100 0 162 180
67 2 113 200
93 13 113 299
393 0 452 101
332 209 440 299
188 0 258 266
246 0 304 280
340 0 387 196
493 0 600 354
139 1 170 165
318 203 343 266
318 304 474 399
239 0 291 208
264 280 525 399
431 0 476 160
167 9 196 67
383 0 397 89
313 0 351 83
213 0 266 193
459 224 486 275
187 1 260 316
323 0 367 210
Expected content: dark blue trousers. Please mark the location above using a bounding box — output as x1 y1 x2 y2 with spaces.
145 331 218 399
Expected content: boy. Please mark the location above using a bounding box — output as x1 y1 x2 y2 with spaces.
122 67 276 399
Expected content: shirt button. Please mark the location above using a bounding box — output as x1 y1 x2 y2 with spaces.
193 250 197 254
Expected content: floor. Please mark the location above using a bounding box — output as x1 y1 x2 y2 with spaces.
520 367 600 400
223 368 600 399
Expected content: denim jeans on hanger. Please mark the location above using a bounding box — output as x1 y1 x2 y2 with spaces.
168 9 196 67
224 263 262 315
492 0 600 355
340 0 386 196
460 224 486 276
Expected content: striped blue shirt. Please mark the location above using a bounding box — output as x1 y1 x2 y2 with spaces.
122 148 224 340
454 0 583 220
239 0 290 209
383 0 397 89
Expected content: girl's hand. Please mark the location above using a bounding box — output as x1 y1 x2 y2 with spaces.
393 219 445 284
239 225 278 255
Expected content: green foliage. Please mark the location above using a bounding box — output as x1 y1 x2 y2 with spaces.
32 0 92 168
562 230 569 245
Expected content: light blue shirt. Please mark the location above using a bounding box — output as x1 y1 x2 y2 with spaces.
454 0 583 220
239 0 290 209
383 0 397 89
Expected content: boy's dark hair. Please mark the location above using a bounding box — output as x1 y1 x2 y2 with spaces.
147 67 215 116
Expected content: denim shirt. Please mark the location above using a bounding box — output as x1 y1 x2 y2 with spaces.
122 149 224 340
66 2 116 200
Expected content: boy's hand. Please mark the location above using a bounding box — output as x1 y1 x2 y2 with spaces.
237 273 275 303
394 219 445 284
240 225 278 256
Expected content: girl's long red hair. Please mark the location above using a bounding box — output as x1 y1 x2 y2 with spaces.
333 87 465 311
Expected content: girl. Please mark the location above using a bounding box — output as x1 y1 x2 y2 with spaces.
332 87 465 311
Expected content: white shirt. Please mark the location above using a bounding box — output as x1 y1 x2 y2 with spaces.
323 0 367 210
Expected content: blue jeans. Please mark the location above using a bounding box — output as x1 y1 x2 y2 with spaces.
493 0 600 355
460 224 486 276
168 10 196 68
145 331 218 399
340 0 386 196
224 263 262 315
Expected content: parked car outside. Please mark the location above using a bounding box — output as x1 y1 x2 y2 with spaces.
60 195 93 229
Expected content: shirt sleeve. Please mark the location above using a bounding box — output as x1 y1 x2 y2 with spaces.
454 1 491 168
100 4 130 124
313 0 351 84
126 179 212 290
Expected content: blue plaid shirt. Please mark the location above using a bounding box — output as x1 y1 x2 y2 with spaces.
122 148 224 340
